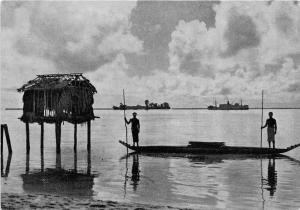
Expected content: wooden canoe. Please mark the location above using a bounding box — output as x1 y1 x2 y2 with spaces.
119 140 300 155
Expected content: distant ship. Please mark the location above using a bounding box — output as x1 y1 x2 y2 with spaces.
208 99 249 110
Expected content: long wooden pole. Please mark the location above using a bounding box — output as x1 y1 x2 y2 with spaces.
260 90 264 148
123 89 128 145
260 90 265 209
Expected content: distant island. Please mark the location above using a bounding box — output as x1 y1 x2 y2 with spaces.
113 100 170 110
208 99 249 110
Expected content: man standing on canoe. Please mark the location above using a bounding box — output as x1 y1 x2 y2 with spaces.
125 112 140 147
261 112 277 148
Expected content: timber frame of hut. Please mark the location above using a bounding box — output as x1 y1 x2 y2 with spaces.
18 73 97 154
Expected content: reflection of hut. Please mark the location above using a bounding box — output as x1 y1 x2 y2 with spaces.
22 149 94 196
18 73 97 153
21 168 94 196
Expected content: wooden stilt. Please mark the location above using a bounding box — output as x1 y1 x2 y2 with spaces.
41 149 44 172
1 124 12 154
55 121 61 153
56 152 61 170
40 123 44 151
26 153 30 174
87 149 91 175
1 150 3 177
4 153 12 177
74 123 77 152
26 122 30 154
1 125 3 158
74 150 77 173
3 125 12 154
40 122 44 172
1 125 3 175
87 120 91 152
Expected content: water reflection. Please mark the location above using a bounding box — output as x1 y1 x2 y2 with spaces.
263 158 277 196
21 150 94 197
1 153 12 177
122 153 141 192
131 153 140 191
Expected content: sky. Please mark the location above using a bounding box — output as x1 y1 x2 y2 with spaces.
1 1 300 108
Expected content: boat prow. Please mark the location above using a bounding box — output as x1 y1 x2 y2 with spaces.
119 140 300 155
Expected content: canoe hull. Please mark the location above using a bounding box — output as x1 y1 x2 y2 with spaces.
119 141 300 155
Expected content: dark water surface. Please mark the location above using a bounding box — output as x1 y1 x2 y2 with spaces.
1 109 300 209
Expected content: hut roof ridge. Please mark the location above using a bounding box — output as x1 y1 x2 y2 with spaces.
18 73 97 93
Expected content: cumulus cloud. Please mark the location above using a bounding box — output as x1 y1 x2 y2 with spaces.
1 1 300 108
168 1 300 106
1 1 143 108
128 1 217 75
222 9 260 56
1 1 142 79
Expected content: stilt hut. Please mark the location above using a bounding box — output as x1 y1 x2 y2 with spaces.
18 73 97 154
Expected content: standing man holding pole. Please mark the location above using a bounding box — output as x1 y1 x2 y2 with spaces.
125 112 140 147
261 112 277 149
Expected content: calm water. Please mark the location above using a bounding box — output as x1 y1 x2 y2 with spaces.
1 109 300 209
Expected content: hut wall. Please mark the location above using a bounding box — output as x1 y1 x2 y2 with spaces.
23 91 34 113
21 80 95 124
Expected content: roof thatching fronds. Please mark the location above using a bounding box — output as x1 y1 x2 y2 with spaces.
18 73 96 93
18 73 97 124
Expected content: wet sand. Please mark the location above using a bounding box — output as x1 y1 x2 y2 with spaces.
1 193 187 210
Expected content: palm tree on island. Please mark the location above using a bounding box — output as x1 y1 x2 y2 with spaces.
145 100 149 110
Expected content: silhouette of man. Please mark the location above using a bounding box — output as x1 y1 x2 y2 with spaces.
131 153 140 191
267 158 277 196
125 112 140 147
261 112 277 148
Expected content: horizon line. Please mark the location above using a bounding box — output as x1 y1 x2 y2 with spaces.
4 107 300 110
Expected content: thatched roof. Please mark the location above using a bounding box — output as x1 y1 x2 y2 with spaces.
18 73 97 93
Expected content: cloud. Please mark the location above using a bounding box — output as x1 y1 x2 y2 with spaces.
128 1 217 76
168 20 217 76
1 1 300 108
223 9 260 56
1 1 143 108
286 83 300 93
219 87 231 95
167 1 300 106
1 1 142 76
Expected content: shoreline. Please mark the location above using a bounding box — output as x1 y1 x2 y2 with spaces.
1 193 189 210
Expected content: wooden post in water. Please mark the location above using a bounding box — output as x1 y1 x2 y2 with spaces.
1 124 12 154
40 122 44 172
26 153 30 174
55 121 61 153
40 123 44 151
74 149 77 173
4 125 12 154
87 149 91 175
56 152 61 170
1 126 3 175
74 123 77 152
1 125 3 159
41 148 44 172
26 122 30 154
87 120 91 152
3 153 12 177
